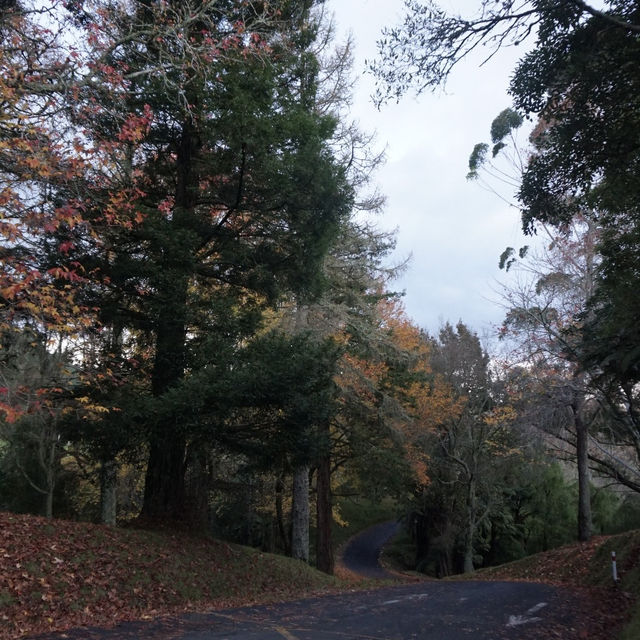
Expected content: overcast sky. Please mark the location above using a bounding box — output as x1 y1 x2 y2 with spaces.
326 0 534 339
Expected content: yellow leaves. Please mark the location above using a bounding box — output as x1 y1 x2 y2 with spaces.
406 376 464 432
405 444 430 487
75 396 110 417
86 405 110 414
483 405 517 427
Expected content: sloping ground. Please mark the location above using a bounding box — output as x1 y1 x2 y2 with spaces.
0 512 338 640
470 530 640 639
2 510 639 640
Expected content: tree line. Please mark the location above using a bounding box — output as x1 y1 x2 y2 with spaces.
373 0 640 544
2 0 640 578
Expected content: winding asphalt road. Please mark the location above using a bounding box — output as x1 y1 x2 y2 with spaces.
30 523 589 639
339 520 401 578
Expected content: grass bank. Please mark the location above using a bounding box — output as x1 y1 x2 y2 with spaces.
468 529 640 639
0 511 338 639
3 509 638 640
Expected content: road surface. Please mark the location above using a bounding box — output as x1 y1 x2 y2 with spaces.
340 520 401 578
29 524 591 639
30 580 586 639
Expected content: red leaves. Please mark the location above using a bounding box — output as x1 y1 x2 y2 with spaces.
117 104 153 143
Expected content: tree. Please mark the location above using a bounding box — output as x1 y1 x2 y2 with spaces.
505 5 640 494
57 0 355 523
379 0 640 466
0 330 74 518
370 1 640 104
372 2 640 410
407 322 520 575
467 108 598 541
496 219 604 539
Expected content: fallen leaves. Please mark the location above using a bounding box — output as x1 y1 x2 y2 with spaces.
0 512 337 639
473 533 640 640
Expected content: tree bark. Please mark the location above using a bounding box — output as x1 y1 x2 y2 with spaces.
43 431 57 519
142 302 188 521
463 477 476 574
573 392 592 541
276 474 290 555
291 464 310 562
142 430 187 520
315 450 334 574
45 484 54 520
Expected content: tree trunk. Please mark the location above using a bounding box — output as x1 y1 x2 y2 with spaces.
100 458 118 526
573 392 592 542
463 477 476 574
291 464 310 562
141 112 198 523
142 431 187 521
184 445 211 529
315 451 333 574
276 474 290 555
142 315 187 522
44 433 57 519
45 484 54 520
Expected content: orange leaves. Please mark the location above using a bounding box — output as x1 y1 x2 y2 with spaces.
99 185 147 227
406 376 463 434
0 399 21 424
335 352 388 405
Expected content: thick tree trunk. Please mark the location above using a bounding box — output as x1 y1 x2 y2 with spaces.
141 115 197 523
100 458 118 526
315 452 333 574
142 302 188 520
142 428 187 520
184 445 211 529
291 464 310 562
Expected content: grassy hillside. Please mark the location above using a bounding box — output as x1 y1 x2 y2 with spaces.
0 512 339 639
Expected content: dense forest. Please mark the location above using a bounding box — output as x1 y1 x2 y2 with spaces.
1 0 640 578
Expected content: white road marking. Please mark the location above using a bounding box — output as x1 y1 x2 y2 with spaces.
527 602 548 615
506 602 549 628
382 593 429 606
507 615 543 627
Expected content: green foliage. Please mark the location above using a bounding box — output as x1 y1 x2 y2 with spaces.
489 108 524 147
506 4 640 418
467 143 489 180
332 496 400 548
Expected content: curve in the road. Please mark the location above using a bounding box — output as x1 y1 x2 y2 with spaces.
340 519 401 578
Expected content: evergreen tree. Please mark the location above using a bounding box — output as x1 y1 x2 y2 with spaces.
62 0 353 522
